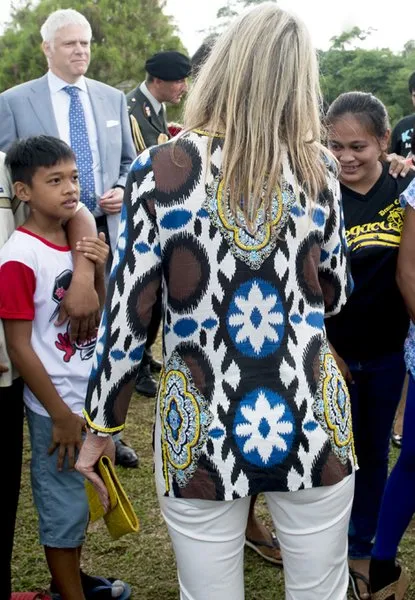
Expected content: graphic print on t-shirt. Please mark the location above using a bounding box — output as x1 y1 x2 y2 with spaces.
400 126 413 153
55 323 96 363
49 269 96 363
345 197 404 252
49 269 73 322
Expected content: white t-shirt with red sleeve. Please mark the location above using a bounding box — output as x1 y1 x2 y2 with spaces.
0 227 96 417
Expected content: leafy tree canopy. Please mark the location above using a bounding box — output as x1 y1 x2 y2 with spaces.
0 0 184 92
1 1 414 128
209 6 415 127
320 29 415 125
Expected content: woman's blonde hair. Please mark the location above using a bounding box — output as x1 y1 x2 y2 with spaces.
183 3 330 228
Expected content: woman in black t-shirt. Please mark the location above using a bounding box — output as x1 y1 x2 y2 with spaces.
325 92 415 600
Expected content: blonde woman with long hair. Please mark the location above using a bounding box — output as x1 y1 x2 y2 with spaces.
77 4 356 598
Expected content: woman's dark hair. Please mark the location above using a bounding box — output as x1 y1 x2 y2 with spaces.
191 34 218 77
6 135 76 184
408 71 415 94
326 91 390 140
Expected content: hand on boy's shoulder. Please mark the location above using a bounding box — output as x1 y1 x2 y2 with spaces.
76 232 109 277
54 232 109 342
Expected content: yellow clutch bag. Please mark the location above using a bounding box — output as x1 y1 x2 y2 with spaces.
85 455 139 540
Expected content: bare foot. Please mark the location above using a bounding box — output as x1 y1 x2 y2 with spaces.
349 558 371 600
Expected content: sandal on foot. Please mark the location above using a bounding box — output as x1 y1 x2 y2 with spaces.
245 533 283 566
84 577 131 600
51 576 131 600
391 433 403 449
371 567 410 600
349 568 371 600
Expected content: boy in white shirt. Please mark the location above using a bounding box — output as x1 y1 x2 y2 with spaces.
0 137 130 600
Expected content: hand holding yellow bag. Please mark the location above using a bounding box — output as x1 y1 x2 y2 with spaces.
85 455 139 540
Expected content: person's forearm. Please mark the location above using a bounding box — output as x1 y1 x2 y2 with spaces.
7 343 71 421
397 266 415 322
67 206 96 284
61 207 100 340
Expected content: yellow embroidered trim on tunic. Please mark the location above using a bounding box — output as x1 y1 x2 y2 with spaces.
83 409 125 434
192 128 225 138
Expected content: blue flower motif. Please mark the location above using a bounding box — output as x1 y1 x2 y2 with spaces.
174 318 198 338
306 312 324 329
160 209 192 230
129 344 144 362
312 207 325 227
111 349 126 361
202 318 218 330
132 151 151 170
209 427 225 439
290 314 302 324
291 204 305 217
233 388 295 467
227 279 285 358
135 242 151 253
90 309 108 379
303 420 318 432
110 203 128 281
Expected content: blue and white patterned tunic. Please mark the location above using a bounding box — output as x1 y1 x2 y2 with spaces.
400 178 415 379
84 130 356 500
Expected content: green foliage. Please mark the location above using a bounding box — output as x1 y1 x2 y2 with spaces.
320 31 415 127
0 0 184 92
329 26 376 50
1 0 414 129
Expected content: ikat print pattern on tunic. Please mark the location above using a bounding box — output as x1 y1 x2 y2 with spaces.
400 178 415 379
84 131 356 500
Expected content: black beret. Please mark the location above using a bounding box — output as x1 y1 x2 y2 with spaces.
145 51 191 81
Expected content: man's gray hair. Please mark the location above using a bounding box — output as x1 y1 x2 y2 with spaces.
40 9 92 44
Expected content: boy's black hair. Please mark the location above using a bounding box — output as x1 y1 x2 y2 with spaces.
6 135 76 185
408 71 415 94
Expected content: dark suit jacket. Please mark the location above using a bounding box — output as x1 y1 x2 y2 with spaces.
126 86 169 149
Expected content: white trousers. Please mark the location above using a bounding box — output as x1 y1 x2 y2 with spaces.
157 474 355 600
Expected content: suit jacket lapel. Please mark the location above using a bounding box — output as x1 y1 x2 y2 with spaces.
150 104 168 136
137 89 167 136
28 75 59 136
86 78 107 170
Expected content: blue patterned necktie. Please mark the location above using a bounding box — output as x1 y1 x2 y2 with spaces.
64 85 96 212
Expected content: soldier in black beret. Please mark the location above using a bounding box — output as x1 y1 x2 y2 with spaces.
126 51 191 397
127 51 191 153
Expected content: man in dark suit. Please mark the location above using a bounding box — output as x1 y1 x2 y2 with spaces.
127 51 190 153
126 51 191 397
0 8 139 471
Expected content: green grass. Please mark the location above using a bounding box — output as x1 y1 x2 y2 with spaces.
11 376 415 598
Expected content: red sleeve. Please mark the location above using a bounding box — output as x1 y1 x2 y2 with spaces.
0 261 36 320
